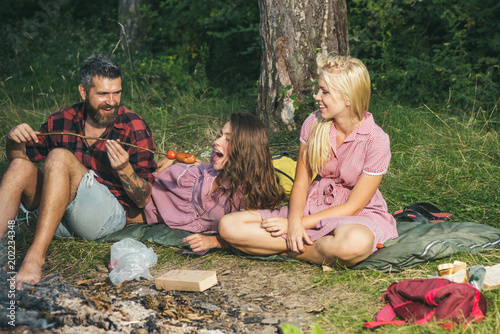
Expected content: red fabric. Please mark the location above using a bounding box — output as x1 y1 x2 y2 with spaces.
364 278 487 329
25 102 157 214
364 320 405 328
376 303 397 321
472 288 486 321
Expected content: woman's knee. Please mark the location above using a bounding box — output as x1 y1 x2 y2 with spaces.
218 214 234 241
334 228 374 263
219 211 260 244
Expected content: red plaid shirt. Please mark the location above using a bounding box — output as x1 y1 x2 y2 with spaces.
25 102 157 214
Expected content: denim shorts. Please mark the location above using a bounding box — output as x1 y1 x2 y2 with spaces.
55 171 126 240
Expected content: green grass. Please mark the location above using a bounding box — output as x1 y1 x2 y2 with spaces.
380 102 499 227
1 64 499 333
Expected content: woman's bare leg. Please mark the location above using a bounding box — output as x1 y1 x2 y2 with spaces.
288 224 374 267
221 212 374 267
219 211 288 255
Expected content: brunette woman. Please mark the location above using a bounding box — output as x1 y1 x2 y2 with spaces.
143 113 283 252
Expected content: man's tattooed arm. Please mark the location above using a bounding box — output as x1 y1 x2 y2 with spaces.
118 172 152 208
105 140 152 208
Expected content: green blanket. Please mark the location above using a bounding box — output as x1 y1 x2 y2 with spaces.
352 221 500 272
98 221 500 272
98 223 195 250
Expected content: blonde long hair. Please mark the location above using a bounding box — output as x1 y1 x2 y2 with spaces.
306 53 371 173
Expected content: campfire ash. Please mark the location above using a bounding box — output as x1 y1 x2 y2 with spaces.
0 268 299 334
0 247 323 334
0 271 227 333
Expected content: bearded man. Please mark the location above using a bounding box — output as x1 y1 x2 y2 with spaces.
0 55 157 289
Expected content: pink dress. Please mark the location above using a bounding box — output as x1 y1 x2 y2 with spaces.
259 111 397 253
143 159 243 233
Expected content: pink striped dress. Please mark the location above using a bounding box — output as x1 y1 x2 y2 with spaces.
259 111 397 253
143 159 242 233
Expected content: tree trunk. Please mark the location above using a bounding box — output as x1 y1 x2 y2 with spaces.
257 0 349 130
118 0 148 51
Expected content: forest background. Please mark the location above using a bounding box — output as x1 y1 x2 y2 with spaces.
1 0 498 224
1 0 498 114
0 1 499 332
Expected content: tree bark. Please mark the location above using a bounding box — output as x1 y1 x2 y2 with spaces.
257 0 349 130
118 0 148 51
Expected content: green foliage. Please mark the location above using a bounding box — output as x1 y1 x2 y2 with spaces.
146 0 260 87
281 323 304 334
348 0 500 113
0 0 118 110
2 0 497 113
133 53 212 101
281 323 324 334
380 103 500 227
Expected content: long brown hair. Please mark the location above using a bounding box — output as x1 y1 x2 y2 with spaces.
221 113 283 210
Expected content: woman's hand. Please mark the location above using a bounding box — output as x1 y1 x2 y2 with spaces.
155 157 175 174
182 234 217 252
261 217 288 237
286 219 313 253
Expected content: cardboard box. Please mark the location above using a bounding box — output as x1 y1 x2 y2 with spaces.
155 270 217 292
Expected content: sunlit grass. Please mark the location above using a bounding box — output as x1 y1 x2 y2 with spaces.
0 60 499 334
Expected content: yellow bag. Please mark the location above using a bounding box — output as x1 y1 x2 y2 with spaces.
272 152 316 199
272 153 297 199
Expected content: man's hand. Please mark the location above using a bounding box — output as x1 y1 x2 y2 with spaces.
106 139 130 171
6 123 40 161
106 139 152 208
7 123 40 144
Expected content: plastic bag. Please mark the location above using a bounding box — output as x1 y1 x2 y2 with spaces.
468 265 486 291
108 238 158 286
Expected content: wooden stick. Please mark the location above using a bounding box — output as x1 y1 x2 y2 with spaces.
37 132 167 156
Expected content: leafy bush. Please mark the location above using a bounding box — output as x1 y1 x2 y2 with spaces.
0 0 119 109
147 0 260 88
348 0 500 113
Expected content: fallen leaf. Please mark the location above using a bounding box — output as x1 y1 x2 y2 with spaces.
76 280 91 286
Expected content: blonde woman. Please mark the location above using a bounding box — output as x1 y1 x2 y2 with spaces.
219 54 397 267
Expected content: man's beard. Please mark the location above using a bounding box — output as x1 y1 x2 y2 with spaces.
85 101 119 127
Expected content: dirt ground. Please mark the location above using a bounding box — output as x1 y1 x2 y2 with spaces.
0 254 348 334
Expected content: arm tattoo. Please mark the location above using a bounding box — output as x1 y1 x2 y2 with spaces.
120 172 152 208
